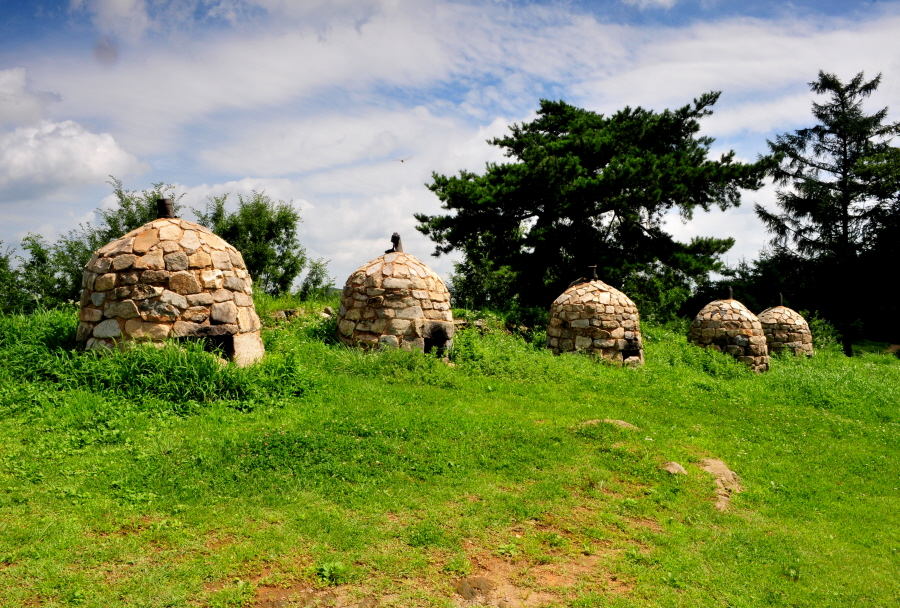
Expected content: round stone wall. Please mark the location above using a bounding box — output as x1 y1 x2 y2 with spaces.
76 217 264 366
688 299 769 372
758 306 813 356
546 280 643 365
337 251 454 351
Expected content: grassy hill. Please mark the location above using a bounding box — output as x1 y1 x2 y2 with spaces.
1 301 898 607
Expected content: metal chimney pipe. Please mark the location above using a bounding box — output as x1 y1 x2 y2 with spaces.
156 198 175 219
728 285 734 300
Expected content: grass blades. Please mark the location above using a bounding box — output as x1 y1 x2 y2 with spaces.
0 305 898 607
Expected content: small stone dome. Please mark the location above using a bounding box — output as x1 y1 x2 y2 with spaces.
546 279 643 365
688 299 769 372
337 241 454 352
76 217 264 366
758 306 813 356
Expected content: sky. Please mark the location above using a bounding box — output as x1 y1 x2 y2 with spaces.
1 0 899 287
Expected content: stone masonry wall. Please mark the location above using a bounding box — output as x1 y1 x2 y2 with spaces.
546 280 643 365
76 218 264 366
337 252 453 350
688 299 769 372
758 306 813 356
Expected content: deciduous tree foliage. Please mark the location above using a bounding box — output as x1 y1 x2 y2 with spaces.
757 71 900 353
416 95 768 313
194 192 311 296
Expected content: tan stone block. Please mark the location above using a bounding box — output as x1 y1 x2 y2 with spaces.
186 292 214 306
345 308 361 321
224 276 245 292
94 273 116 291
141 269 169 282
200 269 224 289
164 252 189 271
237 307 261 332
228 249 246 269
159 290 188 310
233 292 253 307
169 271 202 295
339 319 355 336
80 307 103 322
179 231 202 254
133 230 159 253
172 321 201 337
211 250 231 270
387 319 410 335
202 232 228 251
188 251 212 268
383 277 412 289
232 331 264 367
211 301 237 324
212 288 233 302
158 224 183 241
182 306 210 323
397 306 424 319
134 250 165 270
93 318 121 338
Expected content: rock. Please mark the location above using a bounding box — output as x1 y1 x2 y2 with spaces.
132 229 158 253
186 292 214 306
93 319 121 338
159 290 188 310
188 251 212 268
131 283 162 300
182 306 210 323
80 307 103 322
237 307 261 332
699 458 743 511
141 269 170 283
91 292 107 306
232 331 264 366
111 254 136 271
211 301 238 324
168 271 202 295
103 299 140 319
134 250 165 270
662 462 687 475
322 306 334 317
172 321 201 337
212 288 234 302
94 273 117 291
211 250 231 270
164 251 189 272
139 300 179 321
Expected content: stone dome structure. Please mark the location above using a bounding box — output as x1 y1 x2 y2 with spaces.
337 235 454 352
546 279 643 365
688 299 769 372
76 212 264 366
758 306 813 356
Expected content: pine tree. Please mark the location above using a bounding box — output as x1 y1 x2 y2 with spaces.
757 71 900 355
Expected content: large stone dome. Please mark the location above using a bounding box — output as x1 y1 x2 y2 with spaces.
688 299 769 372
76 217 264 366
337 241 453 352
546 279 643 365
758 305 813 356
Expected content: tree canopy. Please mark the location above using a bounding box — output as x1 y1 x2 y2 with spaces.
415 95 769 315
756 71 900 353
194 192 315 296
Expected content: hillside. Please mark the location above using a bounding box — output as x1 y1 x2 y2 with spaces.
1 302 898 607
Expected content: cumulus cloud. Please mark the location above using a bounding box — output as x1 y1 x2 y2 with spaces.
0 120 146 199
0 68 53 126
70 0 151 41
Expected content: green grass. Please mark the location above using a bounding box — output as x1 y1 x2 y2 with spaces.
0 302 898 607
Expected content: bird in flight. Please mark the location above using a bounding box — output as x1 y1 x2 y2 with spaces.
393 156 413 163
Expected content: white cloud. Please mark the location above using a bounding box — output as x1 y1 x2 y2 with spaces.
0 120 146 199
70 0 151 41
0 68 50 126
623 0 678 9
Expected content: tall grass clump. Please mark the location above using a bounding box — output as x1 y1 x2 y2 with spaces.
0 309 315 409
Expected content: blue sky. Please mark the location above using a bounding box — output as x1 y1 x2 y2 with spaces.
2 0 899 285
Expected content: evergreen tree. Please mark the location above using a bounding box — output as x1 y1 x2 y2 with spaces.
757 71 900 354
416 95 768 313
